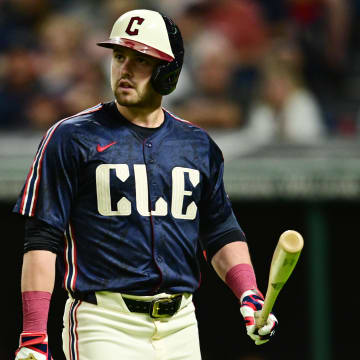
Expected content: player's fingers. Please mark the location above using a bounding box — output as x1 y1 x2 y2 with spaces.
255 338 269 346
258 314 278 336
245 321 272 344
240 304 255 319
258 323 274 335
240 306 256 336
248 329 261 341
246 324 257 336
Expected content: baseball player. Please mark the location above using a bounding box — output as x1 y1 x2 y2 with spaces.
14 9 278 360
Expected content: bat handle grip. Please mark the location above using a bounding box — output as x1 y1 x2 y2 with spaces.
254 298 272 329
254 310 268 329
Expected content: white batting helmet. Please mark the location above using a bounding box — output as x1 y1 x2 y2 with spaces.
97 9 184 95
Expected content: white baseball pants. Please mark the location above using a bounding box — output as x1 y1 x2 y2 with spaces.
62 292 202 360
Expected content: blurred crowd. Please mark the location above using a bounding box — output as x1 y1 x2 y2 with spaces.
1 0 360 144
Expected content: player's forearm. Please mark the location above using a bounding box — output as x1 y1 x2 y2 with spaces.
211 241 259 299
20 250 56 333
211 241 252 282
21 250 56 293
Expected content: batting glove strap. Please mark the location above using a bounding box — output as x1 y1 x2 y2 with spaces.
15 332 52 360
240 289 278 345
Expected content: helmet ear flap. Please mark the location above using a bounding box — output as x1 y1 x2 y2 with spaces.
151 61 182 95
151 14 184 95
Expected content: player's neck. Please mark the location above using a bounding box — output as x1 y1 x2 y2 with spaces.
115 101 164 128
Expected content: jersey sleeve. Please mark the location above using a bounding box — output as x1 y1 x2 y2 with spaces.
199 137 246 260
13 121 81 232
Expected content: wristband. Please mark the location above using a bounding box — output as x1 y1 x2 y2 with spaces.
225 263 257 299
22 291 51 332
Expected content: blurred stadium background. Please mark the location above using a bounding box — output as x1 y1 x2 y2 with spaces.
1 0 358 359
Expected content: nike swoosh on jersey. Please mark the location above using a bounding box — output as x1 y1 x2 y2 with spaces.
96 141 117 152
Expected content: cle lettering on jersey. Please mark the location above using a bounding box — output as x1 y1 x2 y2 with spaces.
96 164 200 219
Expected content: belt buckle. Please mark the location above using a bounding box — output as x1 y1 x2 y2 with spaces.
150 296 177 319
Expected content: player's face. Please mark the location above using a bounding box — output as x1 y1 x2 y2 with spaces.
111 47 161 108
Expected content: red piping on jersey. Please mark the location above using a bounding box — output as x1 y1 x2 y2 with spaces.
19 159 36 214
19 122 60 215
30 120 66 216
163 108 223 160
163 108 204 130
63 234 69 290
20 104 103 216
164 108 225 163
20 118 69 216
69 223 79 292
63 223 79 293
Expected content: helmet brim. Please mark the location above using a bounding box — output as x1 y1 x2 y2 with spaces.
97 38 174 62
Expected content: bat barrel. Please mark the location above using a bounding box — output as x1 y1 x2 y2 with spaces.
279 230 304 253
255 230 304 329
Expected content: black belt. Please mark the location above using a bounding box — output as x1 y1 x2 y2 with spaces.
123 294 183 318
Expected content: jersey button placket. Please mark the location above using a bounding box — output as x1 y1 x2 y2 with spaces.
145 142 163 292
145 142 157 220
145 143 156 197
144 142 154 165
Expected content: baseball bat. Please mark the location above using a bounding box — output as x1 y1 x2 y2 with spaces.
254 230 304 328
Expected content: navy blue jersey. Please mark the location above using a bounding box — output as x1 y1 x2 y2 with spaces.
14 102 244 295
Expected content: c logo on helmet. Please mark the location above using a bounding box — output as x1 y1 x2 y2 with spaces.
125 17 145 36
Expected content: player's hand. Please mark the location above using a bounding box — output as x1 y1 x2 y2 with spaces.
15 332 52 360
240 289 278 345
